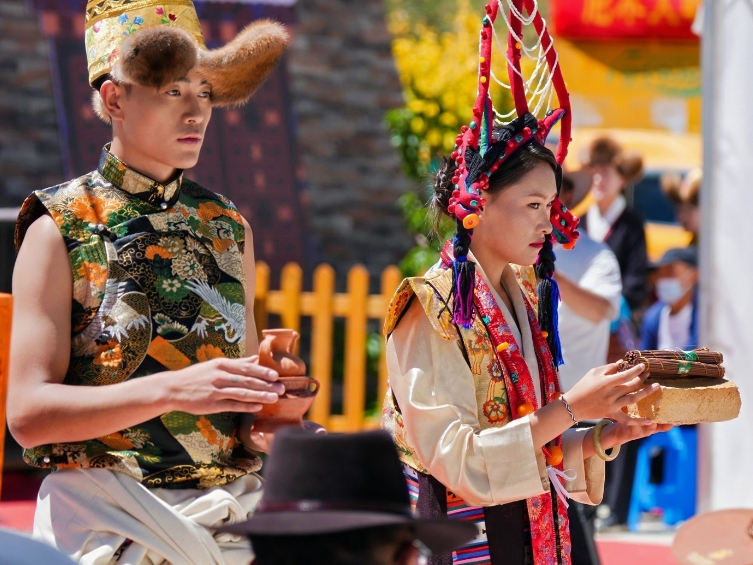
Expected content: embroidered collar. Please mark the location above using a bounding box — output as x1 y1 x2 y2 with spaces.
98 144 183 207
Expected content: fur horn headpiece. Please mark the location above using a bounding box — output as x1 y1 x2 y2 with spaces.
446 1 580 365
85 0 288 122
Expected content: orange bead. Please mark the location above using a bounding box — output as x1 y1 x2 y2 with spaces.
463 213 480 229
545 445 564 466
496 342 510 353
541 331 549 339
517 402 535 417
552 391 563 401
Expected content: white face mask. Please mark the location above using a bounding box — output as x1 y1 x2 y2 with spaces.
655 276 690 306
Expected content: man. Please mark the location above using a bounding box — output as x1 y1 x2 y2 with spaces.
219 428 478 565
642 246 699 350
7 3 288 563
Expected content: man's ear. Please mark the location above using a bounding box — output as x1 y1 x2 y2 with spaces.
96 80 126 123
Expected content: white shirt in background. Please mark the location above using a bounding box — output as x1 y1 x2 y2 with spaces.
555 235 622 392
657 302 693 350
586 195 626 243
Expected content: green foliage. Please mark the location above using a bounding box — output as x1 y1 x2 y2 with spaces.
386 0 512 276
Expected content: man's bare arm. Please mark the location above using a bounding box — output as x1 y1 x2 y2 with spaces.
7 215 282 449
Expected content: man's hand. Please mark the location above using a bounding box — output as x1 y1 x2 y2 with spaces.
159 355 283 415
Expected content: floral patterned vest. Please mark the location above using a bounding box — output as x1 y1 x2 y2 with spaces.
15 146 260 489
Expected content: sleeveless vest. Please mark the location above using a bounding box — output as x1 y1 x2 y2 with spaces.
15 146 260 489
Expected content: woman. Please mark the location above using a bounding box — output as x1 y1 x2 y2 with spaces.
582 138 647 311
382 5 668 563
382 133 671 565
661 168 701 245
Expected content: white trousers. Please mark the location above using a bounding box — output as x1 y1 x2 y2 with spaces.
33 468 262 565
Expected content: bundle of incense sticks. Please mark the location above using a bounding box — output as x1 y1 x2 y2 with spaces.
624 348 723 365
618 349 725 378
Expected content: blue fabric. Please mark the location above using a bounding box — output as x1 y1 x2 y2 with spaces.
640 289 698 350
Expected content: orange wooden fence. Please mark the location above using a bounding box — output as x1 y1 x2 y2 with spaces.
0 293 13 498
254 262 402 432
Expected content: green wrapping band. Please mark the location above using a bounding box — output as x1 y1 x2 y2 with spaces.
677 360 692 375
683 350 699 362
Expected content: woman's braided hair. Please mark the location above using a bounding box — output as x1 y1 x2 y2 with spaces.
432 134 564 363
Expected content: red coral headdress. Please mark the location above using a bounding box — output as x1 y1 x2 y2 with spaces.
446 1 578 364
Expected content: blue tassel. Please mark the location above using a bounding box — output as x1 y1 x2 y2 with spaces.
548 277 565 366
537 275 565 367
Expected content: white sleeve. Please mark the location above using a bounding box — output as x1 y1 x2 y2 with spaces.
562 428 606 505
579 247 623 319
388 301 549 507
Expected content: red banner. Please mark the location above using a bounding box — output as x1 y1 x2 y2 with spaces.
550 0 700 41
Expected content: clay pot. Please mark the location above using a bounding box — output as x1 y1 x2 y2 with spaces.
258 329 307 376
252 376 320 433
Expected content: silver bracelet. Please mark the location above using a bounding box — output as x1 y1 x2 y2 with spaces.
559 395 578 426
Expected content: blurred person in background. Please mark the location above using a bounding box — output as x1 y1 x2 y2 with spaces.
581 138 649 530
556 169 623 394
555 169 622 565
642 247 699 351
581 137 648 313
661 168 701 245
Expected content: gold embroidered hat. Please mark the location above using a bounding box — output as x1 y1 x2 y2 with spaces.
85 0 288 118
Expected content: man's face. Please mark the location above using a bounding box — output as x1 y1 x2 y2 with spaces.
110 69 212 172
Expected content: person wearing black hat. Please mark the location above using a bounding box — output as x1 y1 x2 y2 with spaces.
641 247 699 351
219 428 477 565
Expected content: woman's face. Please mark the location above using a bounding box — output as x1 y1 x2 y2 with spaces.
471 162 557 266
590 164 624 203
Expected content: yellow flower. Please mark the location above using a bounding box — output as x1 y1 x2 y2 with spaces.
410 116 426 134
426 128 442 147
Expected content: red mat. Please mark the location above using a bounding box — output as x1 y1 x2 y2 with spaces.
0 499 679 565
598 540 678 565
0 500 36 532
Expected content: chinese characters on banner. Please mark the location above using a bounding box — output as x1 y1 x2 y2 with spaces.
551 0 701 41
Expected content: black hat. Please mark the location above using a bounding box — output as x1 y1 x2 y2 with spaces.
652 246 698 269
218 428 477 554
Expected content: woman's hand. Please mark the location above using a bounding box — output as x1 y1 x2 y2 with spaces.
601 421 674 450
564 362 659 425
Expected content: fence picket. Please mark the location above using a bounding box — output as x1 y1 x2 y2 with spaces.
0 293 13 499
309 264 335 427
254 262 398 432
340 265 369 431
253 262 270 342
377 266 403 410
279 263 303 345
